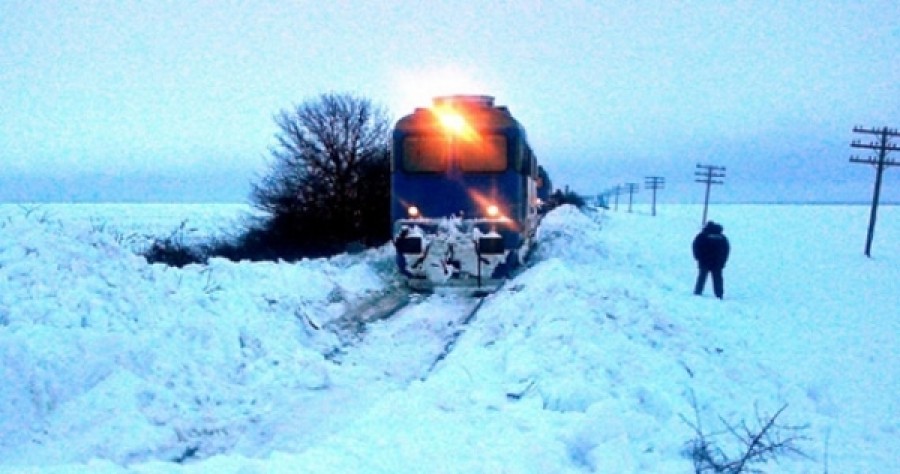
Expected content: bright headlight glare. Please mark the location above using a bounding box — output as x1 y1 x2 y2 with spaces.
407 206 420 218
486 204 499 217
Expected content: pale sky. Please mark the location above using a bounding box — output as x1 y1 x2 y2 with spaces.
2 1 899 203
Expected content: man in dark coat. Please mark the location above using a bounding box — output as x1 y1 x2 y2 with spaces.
693 221 730 299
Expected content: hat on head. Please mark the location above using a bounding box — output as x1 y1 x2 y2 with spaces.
704 221 724 233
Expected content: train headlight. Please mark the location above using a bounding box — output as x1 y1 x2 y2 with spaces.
486 204 500 218
433 106 478 141
407 206 420 218
438 111 466 135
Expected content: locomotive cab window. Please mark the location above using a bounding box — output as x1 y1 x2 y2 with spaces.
458 135 507 172
403 136 447 172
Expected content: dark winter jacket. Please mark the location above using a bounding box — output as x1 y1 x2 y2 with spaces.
692 222 730 270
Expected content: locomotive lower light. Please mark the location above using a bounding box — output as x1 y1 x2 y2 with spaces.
407 206 420 218
486 204 499 217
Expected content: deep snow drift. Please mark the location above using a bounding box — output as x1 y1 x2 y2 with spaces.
0 203 897 473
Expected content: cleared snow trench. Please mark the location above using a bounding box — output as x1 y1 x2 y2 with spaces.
326 292 487 384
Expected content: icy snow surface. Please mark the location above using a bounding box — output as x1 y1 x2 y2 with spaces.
0 203 897 473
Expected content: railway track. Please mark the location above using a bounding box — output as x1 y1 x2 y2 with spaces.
324 289 417 343
323 289 489 383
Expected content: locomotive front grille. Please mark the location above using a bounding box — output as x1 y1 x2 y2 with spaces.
477 236 505 255
395 236 423 254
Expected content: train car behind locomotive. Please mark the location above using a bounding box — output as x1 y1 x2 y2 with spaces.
391 95 544 293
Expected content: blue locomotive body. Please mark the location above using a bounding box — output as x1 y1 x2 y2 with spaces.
390 96 543 292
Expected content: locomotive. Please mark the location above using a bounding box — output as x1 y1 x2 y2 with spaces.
390 95 547 293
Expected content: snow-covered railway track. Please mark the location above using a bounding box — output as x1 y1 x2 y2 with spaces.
326 291 487 384
323 289 416 343
250 292 489 456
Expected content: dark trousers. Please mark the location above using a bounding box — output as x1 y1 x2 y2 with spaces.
694 266 724 298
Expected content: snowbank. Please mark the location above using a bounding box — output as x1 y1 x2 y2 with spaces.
1 203 897 472
0 212 394 466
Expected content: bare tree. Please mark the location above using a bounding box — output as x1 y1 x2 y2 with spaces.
251 92 391 256
681 391 810 473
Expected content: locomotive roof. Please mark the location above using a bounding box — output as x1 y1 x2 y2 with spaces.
394 95 524 132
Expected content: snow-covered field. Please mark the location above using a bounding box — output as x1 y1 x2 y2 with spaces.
0 202 897 473
0 203 256 251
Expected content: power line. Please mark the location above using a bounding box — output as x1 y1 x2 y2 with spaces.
624 183 638 213
695 164 726 226
608 185 621 211
849 125 900 257
644 176 665 216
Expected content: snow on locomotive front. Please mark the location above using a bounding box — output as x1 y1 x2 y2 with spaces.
390 95 542 292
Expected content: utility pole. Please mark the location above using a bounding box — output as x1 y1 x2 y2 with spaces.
695 164 726 226
611 185 621 211
644 176 665 216
625 183 638 213
602 188 616 209
850 125 899 257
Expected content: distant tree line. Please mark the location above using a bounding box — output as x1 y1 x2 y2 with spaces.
546 188 586 210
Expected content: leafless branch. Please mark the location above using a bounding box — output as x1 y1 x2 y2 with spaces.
681 391 810 473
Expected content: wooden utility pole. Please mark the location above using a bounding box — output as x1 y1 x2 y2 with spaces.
645 176 665 216
695 164 726 226
850 125 899 257
625 183 638 213
602 188 616 209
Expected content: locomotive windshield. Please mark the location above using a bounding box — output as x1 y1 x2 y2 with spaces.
403 136 447 172
458 135 507 172
402 134 507 173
